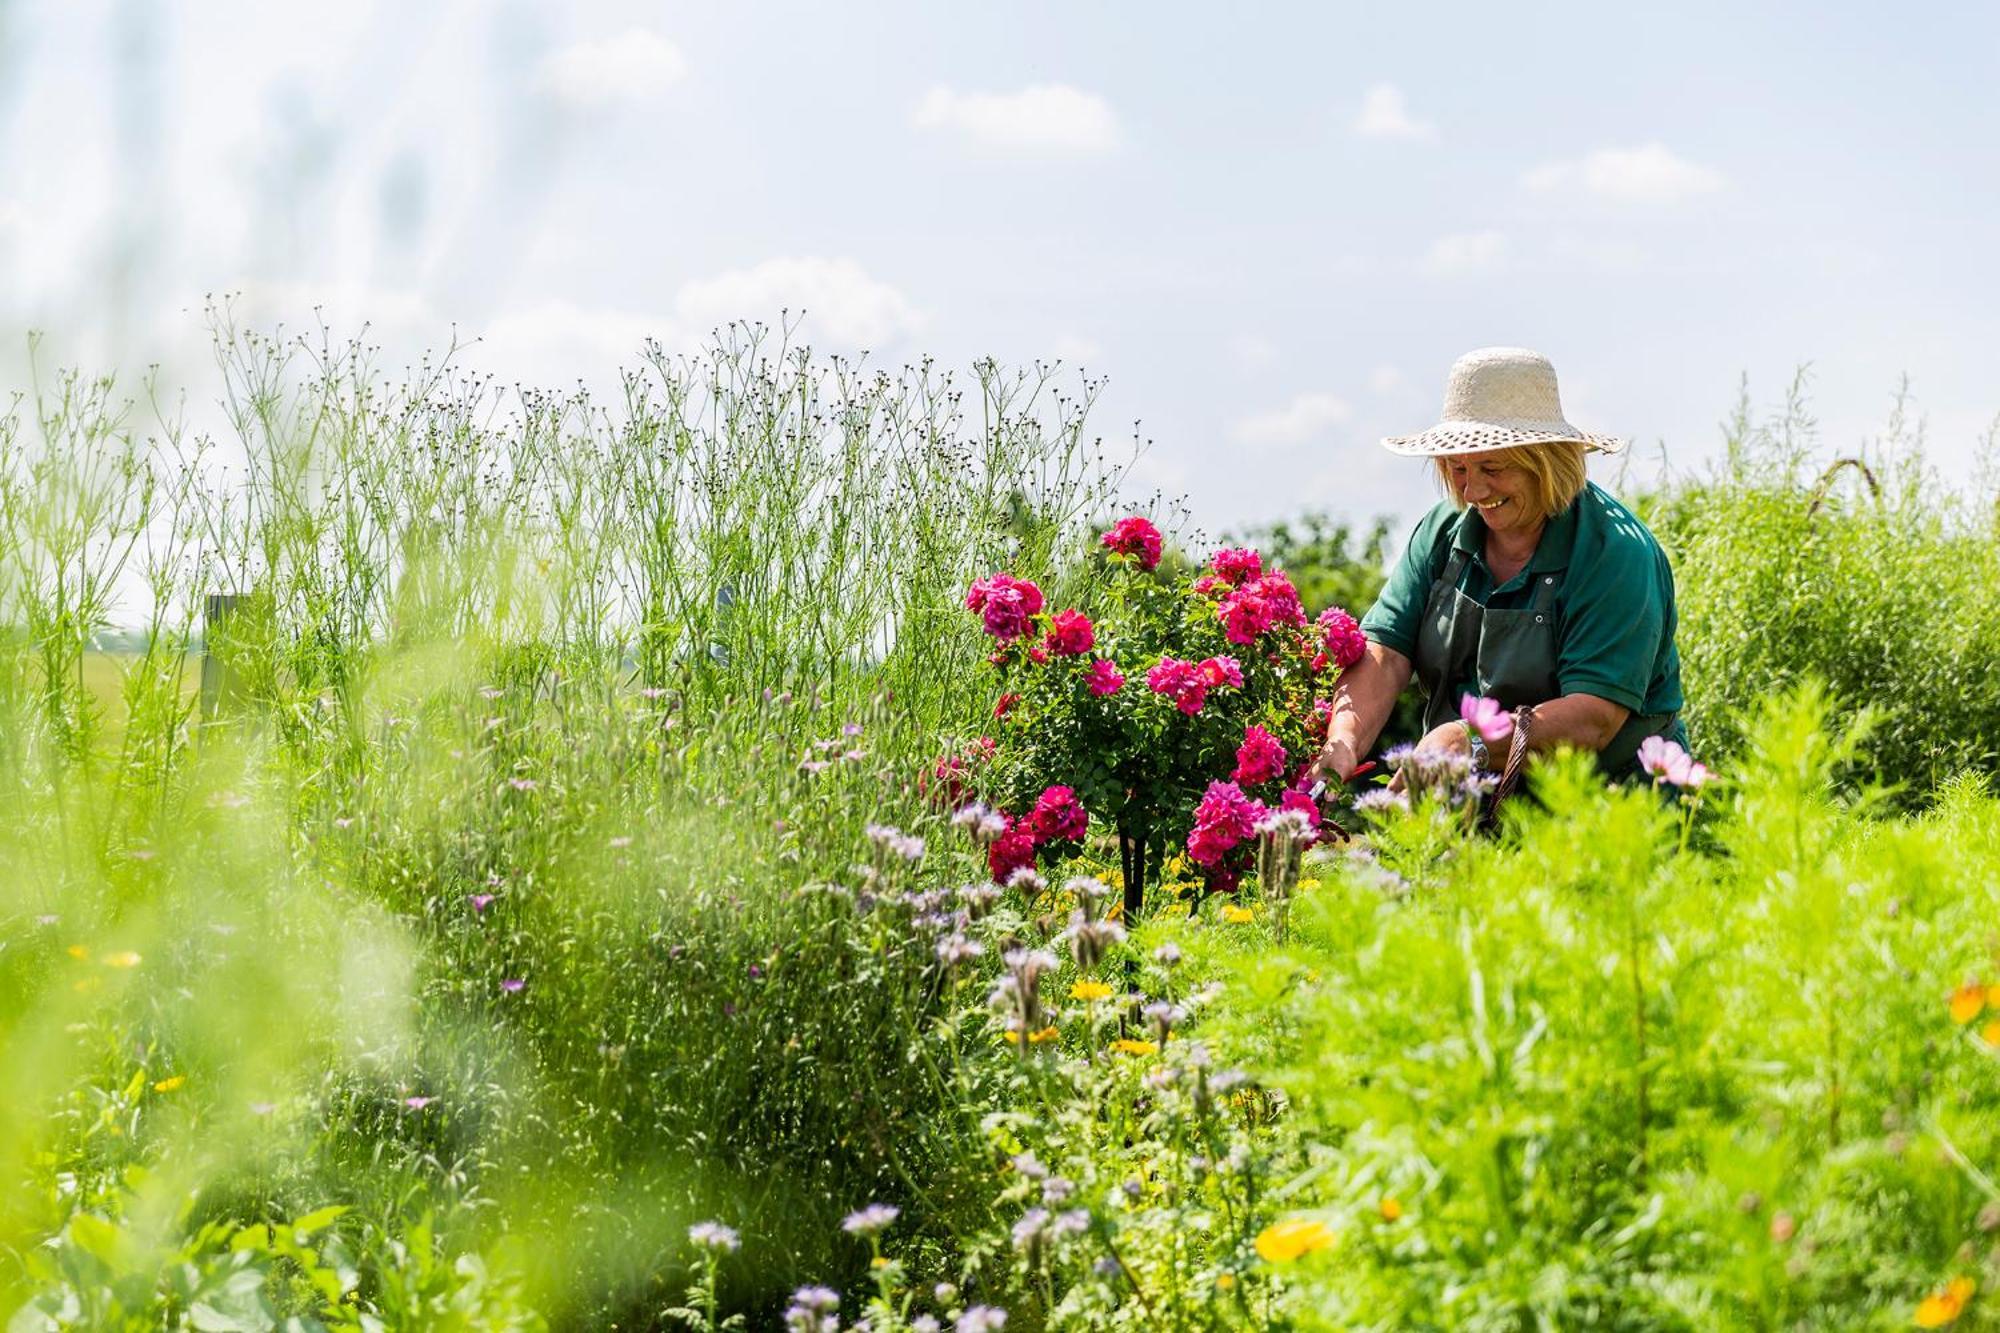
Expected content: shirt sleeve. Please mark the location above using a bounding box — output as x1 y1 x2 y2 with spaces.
1360 505 1451 660
1555 516 1671 714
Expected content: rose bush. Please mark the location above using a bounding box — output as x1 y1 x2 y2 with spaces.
943 515 1367 917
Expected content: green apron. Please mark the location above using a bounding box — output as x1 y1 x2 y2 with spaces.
1413 548 1680 777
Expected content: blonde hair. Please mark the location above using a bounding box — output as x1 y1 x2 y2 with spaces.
1433 442 1588 521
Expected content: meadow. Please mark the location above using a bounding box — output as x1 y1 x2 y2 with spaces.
3 321 1999 1331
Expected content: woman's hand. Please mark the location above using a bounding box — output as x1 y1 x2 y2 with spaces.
1304 738 1360 787
1388 720 1472 793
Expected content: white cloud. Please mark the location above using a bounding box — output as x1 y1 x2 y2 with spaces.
913 84 1120 153
1420 230 1508 277
673 256 924 349
534 29 688 108
1231 392 1351 447
1521 143 1724 204
1368 365 1404 394
1353 83 1435 142
0 198 27 243
473 299 678 392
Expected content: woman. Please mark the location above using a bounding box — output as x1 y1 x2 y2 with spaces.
1311 347 1687 788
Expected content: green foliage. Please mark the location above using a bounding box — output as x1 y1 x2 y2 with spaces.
1225 685 2000 1329
5 321 2000 1332
1641 374 2000 797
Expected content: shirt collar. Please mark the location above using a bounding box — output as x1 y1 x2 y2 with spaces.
1450 490 1583 576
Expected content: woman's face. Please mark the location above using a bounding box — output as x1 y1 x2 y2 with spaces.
1448 452 1539 536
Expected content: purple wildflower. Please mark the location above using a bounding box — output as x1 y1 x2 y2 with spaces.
687 1221 740 1252
842 1203 900 1236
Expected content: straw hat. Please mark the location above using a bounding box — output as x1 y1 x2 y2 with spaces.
1381 347 1626 457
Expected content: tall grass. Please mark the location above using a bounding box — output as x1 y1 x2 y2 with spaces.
1641 374 2000 794
0 314 1135 1324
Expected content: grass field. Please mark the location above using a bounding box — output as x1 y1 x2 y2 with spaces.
4 328 1999 1330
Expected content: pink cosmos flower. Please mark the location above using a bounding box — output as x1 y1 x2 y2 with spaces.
1027 785 1089 842
1316 607 1367 669
1638 735 1712 789
1086 659 1125 696
501 978 525 993
468 893 496 913
1231 725 1288 786
1045 609 1095 657
403 1096 434 1111
1459 694 1514 744
1210 548 1263 585
1100 516 1164 570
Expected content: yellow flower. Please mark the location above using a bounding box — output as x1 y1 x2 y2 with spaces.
1215 1273 1236 1290
1295 877 1320 894
1255 1218 1335 1263
1987 985 2000 1010
1071 980 1114 1001
1110 1039 1158 1056
1221 905 1256 924
66 945 90 961
102 951 142 969
152 1075 186 1093
1950 984 1985 1025
1028 1026 1060 1044
870 1256 892 1269
1982 1019 2000 1048
1379 1196 1403 1221
1915 1276 1976 1327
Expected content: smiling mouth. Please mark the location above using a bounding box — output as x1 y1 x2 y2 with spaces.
1475 499 1509 511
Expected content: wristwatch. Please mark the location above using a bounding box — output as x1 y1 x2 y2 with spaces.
1460 720 1488 771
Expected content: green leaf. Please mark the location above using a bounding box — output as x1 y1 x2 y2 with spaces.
64 1213 132 1272
289 1205 349 1237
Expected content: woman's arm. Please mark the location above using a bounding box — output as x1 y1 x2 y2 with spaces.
1307 640 1413 782
1518 692 1629 755
1400 690 1630 781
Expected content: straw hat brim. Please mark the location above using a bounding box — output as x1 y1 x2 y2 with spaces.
1380 420 1627 458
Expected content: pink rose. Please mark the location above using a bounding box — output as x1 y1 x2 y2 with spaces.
1027 785 1088 842
1210 548 1263 585
1100 516 1164 571
1184 780 1267 866
1317 607 1367 669
965 573 1045 642
987 818 1039 884
1199 656 1243 689
1147 657 1208 715
1231 725 1288 786
1045 608 1095 657
1220 590 1273 645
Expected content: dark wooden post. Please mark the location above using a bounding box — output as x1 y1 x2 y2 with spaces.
199 593 244 724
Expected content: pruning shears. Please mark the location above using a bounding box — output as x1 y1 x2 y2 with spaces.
1307 761 1378 802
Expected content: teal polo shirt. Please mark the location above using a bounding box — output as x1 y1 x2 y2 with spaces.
1360 481 1684 719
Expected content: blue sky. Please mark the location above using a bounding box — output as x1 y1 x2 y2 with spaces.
2 0 1994 534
